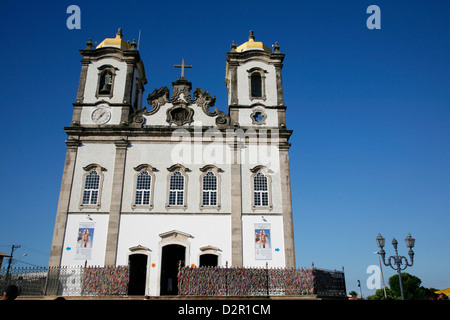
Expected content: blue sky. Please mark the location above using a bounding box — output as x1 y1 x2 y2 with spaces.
0 0 449 297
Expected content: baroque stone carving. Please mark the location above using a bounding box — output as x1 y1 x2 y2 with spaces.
193 88 216 116
147 86 170 114
193 88 232 127
166 103 194 126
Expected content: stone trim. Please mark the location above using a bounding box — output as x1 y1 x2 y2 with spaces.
250 106 268 125
247 67 267 102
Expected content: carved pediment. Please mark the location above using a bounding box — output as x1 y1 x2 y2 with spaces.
129 79 233 128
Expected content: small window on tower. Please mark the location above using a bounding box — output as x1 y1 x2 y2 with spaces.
251 73 262 98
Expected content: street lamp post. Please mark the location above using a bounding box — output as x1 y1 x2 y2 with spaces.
375 233 415 300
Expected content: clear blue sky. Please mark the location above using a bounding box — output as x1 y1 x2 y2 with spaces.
0 0 448 297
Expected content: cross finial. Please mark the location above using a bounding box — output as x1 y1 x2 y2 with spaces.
174 58 192 78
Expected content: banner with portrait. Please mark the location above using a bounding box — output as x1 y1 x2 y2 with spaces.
75 222 95 260
254 223 272 260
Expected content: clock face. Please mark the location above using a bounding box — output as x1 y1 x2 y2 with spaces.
91 107 111 124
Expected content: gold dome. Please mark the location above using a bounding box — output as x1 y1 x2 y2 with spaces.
236 31 272 53
96 28 131 50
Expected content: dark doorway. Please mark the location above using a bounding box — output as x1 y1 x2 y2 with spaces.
199 254 218 267
160 244 185 295
128 254 147 295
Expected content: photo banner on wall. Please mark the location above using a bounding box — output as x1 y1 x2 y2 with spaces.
255 223 272 260
75 222 95 260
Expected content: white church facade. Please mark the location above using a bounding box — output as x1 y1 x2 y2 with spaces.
49 29 295 296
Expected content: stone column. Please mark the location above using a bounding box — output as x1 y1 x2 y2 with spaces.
229 61 239 106
104 139 128 266
274 62 285 106
230 142 243 266
49 138 80 267
279 145 296 268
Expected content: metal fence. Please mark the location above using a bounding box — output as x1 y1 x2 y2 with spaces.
1 265 346 298
177 266 347 297
0 266 129 297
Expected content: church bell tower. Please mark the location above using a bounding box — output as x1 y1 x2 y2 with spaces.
225 31 286 129
71 28 147 127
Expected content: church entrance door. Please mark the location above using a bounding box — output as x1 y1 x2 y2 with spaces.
128 253 147 295
160 244 185 295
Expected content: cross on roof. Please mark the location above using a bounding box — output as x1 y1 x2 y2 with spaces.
174 58 192 78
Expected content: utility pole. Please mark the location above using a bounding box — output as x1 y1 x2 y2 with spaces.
6 245 21 277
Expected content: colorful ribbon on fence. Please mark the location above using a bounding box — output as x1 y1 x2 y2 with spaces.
177 266 315 296
82 266 129 295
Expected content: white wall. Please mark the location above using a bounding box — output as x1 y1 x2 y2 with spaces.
116 214 231 295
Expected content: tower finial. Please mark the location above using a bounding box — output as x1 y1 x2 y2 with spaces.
116 28 123 38
230 41 237 52
249 30 255 41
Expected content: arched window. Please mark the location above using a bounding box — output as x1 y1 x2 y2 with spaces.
251 73 262 98
82 170 100 205
199 165 222 209
250 165 272 210
135 170 152 205
80 164 105 208
169 171 185 206
202 172 217 206
253 172 268 207
133 164 156 209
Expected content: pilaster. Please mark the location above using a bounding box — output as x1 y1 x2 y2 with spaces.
104 139 128 265
279 145 296 267
230 142 243 266
49 138 80 267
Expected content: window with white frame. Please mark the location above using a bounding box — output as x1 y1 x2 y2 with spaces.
202 172 217 206
168 171 185 206
135 170 152 206
80 164 105 208
82 170 100 205
253 172 269 207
